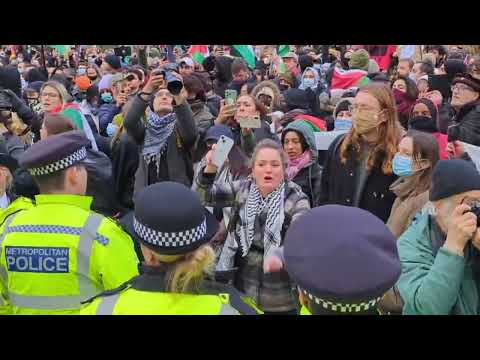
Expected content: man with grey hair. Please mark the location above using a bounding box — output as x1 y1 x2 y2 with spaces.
397 159 480 315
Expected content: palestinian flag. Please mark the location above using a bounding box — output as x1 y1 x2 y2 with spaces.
277 45 290 57
50 45 71 56
330 67 370 90
188 45 209 64
231 45 256 69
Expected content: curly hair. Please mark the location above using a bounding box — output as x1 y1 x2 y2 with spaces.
340 83 402 174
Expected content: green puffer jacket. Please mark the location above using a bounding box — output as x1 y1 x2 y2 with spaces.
397 213 480 315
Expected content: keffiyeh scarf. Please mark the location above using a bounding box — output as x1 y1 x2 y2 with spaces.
142 111 177 175
239 181 285 260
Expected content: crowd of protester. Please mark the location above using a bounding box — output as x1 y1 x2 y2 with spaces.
1 44 480 315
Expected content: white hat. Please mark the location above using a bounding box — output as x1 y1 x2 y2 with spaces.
180 57 194 68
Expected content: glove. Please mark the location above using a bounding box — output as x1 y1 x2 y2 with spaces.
0 89 23 111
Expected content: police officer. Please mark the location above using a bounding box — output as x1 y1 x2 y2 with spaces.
0 130 139 315
81 182 260 315
277 205 401 315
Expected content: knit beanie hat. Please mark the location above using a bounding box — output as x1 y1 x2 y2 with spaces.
334 97 354 118
348 49 370 71
430 159 480 201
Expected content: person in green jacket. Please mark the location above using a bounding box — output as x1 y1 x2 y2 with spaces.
397 159 480 315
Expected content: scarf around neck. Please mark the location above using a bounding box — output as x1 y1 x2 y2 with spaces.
238 181 285 266
142 111 177 175
389 172 425 199
286 150 312 181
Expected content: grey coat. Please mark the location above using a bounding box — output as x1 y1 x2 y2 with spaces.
123 94 198 197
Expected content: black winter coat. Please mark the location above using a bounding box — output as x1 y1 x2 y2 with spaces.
318 134 397 223
291 162 322 207
448 100 480 146
84 148 122 217
111 133 140 211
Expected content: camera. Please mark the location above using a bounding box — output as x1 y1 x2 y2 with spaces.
469 202 480 227
151 67 182 95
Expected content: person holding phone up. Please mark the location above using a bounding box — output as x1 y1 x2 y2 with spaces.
123 69 197 196
215 93 275 158
195 139 310 314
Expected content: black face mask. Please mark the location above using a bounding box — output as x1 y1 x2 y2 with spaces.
88 75 98 81
279 84 289 92
409 116 438 133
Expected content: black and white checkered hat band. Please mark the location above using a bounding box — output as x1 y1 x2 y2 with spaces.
29 147 87 176
134 216 207 248
301 289 381 313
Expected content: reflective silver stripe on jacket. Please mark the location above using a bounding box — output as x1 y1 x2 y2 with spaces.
96 293 121 315
3 213 106 310
0 215 18 285
219 303 240 315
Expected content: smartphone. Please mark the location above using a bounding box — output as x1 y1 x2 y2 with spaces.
224 89 237 106
239 115 261 129
212 135 234 168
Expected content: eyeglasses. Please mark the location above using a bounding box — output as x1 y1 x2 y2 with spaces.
40 92 60 99
451 84 475 93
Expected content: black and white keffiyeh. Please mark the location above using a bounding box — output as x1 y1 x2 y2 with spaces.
142 111 177 175
239 181 285 259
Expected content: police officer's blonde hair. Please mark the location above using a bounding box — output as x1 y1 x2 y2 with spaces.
155 245 216 293
0 166 13 195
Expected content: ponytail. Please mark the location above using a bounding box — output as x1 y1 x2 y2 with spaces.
166 245 216 293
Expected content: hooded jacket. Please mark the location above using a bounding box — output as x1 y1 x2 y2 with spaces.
0 66 22 97
282 120 322 207
251 80 282 112
298 67 320 91
408 98 449 160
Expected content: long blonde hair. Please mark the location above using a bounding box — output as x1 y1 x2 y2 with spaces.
160 245 216 293
340 83 402 174
0 166 13 195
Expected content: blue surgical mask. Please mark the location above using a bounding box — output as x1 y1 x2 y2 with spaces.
303 78 316 88
392 153 413 177
334 117 352 131
101 92 113 103
77 68 86 76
